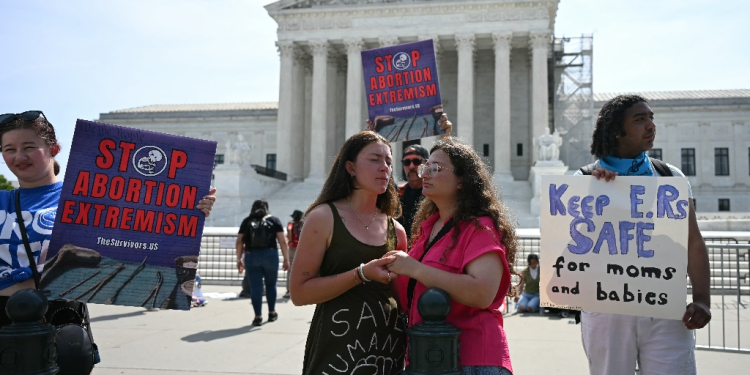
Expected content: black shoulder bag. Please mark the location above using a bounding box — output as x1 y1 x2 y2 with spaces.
403 220 454 327
15 189 100 375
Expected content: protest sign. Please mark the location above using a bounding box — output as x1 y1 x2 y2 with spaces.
361 39 444 142
41 119 217 310
540 175 690 320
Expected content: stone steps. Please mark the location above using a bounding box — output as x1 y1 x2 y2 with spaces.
264 179 324 224
495 179 538 228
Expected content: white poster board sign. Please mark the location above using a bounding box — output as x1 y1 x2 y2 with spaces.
540 175 689 320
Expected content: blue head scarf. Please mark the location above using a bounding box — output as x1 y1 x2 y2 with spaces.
600 152 654 176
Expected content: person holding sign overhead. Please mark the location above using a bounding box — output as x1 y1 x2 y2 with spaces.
575 95 711 375
395 115 452 238
384 137 518 375
0 111 217 373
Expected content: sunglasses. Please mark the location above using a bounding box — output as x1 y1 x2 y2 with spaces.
418 162 455 178
401 158 424 167
0 110 46 126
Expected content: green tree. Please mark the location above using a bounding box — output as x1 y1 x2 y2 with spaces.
0 174 15 191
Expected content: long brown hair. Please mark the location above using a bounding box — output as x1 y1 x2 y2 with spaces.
410 138 519 283
1 113 61 175
305 131 401 218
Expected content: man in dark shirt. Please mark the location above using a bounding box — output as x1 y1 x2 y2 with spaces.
397 144 429 237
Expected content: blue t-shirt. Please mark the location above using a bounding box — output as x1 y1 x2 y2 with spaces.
0 182 62 289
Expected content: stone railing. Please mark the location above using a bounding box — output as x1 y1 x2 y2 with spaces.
696 212 750 231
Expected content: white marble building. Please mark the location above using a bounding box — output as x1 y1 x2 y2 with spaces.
97 0 750 227
267 0 560 182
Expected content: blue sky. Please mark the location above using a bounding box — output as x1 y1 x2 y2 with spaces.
1 0 748 180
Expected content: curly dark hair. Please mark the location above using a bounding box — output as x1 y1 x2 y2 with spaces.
590 95 648 158
0 112 61 175
409 138 519 291
305 131 401 218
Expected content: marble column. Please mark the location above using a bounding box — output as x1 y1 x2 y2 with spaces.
418 35 443 149
302 55 313 178
309 39 329 180
291 49 307 180
455 33 476 145
529 31 551 164
380 36 401 163
326 51 340 168
419 35 442 72
276 41 296 178
492 32 513 181
379 36 400 47
344 38 365 138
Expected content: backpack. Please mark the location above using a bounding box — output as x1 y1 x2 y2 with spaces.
245 215 274 248
287 221 301 248
578 158 673 176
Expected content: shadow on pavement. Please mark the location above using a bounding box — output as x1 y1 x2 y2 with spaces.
90 310 148 322
503 311 578 322
181 325 259 342
220 296 291 304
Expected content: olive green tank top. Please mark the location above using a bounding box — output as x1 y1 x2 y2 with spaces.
523 266 540 294
302 202 405 375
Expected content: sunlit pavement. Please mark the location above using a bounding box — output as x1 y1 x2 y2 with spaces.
89 286 750 374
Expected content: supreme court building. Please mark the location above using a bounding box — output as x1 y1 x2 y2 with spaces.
99 0 750 227
268 0 559 183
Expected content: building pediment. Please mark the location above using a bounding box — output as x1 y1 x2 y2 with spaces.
266 0 558 35
266 0 434 12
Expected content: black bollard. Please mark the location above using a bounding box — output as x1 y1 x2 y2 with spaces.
0 289 59 374
405 288 461 375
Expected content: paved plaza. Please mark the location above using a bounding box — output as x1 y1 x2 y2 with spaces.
88 286 749 374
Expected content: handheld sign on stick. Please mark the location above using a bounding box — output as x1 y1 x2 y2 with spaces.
362 39 444 142
42 119 217 310
540 175 690 320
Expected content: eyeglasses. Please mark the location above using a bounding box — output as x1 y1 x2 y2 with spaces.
417 162 455 178
0 111 46 126
401 158 424 167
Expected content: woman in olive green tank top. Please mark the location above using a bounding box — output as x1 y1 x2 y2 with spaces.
290 132 409 375
514 253 540 313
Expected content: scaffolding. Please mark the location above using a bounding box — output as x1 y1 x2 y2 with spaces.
552 35 595 170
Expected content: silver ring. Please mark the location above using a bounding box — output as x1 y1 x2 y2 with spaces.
387 271 391 283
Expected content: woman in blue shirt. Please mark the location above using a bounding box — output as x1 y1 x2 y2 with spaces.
0 111 216 324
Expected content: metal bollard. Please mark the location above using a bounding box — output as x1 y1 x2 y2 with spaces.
0 289 59 374
405 288 461 375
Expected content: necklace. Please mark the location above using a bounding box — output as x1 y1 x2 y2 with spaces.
347 198 379 229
